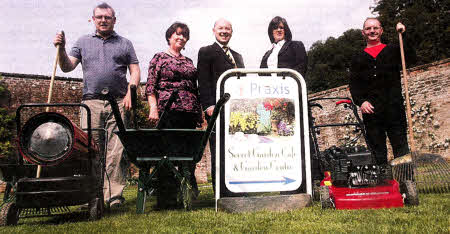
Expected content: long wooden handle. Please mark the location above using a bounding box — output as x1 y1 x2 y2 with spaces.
45 45 60 111
398 32 416 152
37 43 61 178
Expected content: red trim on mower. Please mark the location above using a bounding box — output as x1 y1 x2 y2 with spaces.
321 172 404 209
329 180 404 209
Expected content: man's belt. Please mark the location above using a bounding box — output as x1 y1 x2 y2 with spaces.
82 93 124 101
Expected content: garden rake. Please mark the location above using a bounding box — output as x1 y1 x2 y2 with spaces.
390 31 450 193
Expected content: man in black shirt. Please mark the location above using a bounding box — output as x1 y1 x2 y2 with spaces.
349 18 415 165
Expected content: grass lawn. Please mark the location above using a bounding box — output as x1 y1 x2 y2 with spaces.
0 183 448 233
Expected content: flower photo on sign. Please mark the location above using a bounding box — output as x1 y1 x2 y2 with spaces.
229 98 295 137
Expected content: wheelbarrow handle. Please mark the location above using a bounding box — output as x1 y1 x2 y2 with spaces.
196 93 231 162
130 84 139 129
205 93 231 131
102 88 127 134
206 93 230 131
215 93 231 110
156 89 179 129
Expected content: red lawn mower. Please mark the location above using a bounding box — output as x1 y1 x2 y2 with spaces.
309 97 418 209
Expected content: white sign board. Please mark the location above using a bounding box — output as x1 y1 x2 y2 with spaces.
222 74 304 192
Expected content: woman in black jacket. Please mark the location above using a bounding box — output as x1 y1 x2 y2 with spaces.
260 16 308 194
260 16 308 78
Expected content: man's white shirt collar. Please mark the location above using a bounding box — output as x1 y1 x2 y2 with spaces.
215 41 228 49
215 41 236 64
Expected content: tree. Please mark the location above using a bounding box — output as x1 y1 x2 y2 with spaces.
373 0 449 65
306 0 448 93
306 29 365 93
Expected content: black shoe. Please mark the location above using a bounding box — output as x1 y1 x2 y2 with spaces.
110 201 123 209
193 187 200 200
106 196 125 209
77 203 89 211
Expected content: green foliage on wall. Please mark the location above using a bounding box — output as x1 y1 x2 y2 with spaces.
0 77 15 160
129 94 153 129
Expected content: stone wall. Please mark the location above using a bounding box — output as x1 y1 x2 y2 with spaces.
1 58 449 185
404 59 450 156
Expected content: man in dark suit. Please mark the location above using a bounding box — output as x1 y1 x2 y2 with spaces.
197 18 245 197
260 16 307 78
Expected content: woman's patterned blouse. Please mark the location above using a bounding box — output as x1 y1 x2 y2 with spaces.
145 52 202 121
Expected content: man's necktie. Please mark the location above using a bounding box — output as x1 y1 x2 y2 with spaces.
223 46 237 68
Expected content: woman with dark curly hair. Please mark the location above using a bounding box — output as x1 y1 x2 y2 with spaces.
145 22 202 209
260 16 308 78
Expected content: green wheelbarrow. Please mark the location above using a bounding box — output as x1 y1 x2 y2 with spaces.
104 86 230 213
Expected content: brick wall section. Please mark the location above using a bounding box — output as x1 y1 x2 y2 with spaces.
1 58 449 185
1 73 83 125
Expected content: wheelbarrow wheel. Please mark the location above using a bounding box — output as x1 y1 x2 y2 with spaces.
319 186 333 209
401 180 419 206
0 202 19 226
180 178 193 210
88 198 103 221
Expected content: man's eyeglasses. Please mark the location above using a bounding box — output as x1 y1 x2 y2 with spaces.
364 26 380 31
94 15 114 21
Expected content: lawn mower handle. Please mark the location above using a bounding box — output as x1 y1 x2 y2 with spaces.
335 99 352 106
